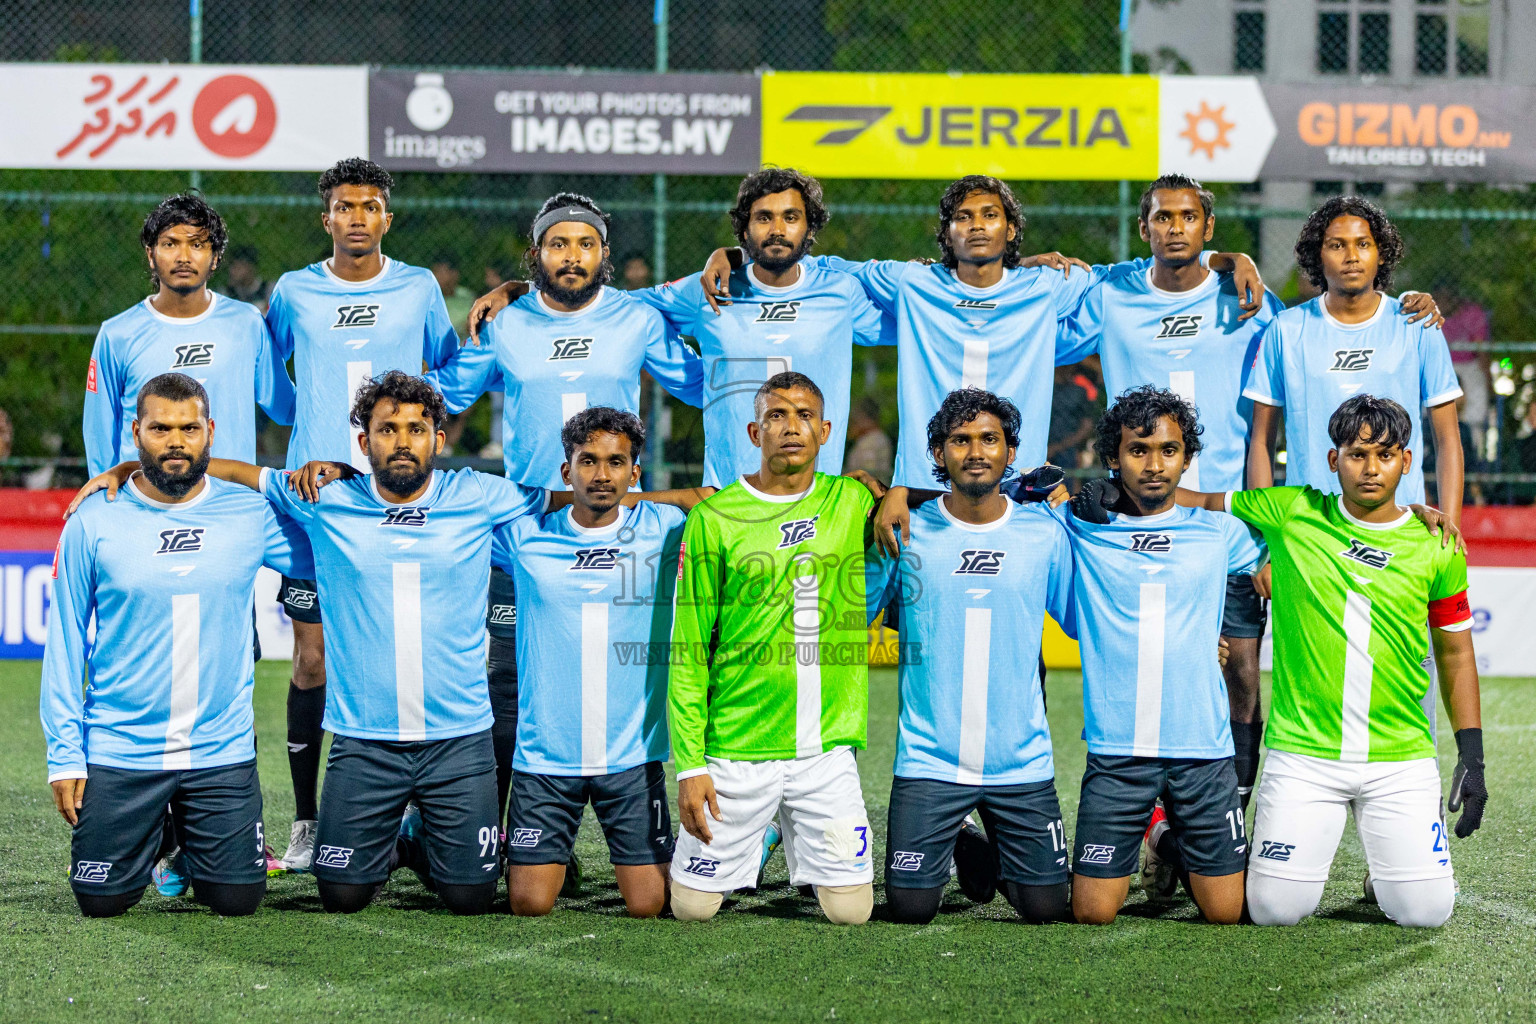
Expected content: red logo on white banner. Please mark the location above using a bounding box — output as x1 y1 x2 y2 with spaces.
192 75 278 158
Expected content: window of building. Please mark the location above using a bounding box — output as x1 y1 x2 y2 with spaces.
1234 5 1266 72
1415 0 1491 77
1316 0 1392 76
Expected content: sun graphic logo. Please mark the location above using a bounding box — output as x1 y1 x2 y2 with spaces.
1179 101 1236 160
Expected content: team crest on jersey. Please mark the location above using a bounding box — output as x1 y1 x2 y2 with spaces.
332 304 380 329
380 506 430 527
171 342 216 368
1330 348 1374 372
571 547 620 571
954 298 998 311
954 549 1007 575
549 337 594 361
1155 314 1203 339
778 516 819 548
683 856 720 877
73 860 112 883
155 527 205 554
890 851 925 871
1340 538 1394 570
755 301 801 322
509 828 542 848
1129 532 1173 553
1257 841 1295 862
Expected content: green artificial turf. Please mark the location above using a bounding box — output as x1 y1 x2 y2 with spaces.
0 661 1532 1023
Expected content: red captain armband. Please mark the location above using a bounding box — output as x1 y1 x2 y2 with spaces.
676 541 687 582
86 358 98 394
1428 590 1472 629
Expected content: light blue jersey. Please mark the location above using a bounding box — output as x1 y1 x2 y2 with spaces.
1050 502 1263 759
1062 262 1284 491
635 263 890 488
811 255 1108 487
1243 294 1461 506
83 294 296 475
867 499 1075 786
41 476 313 780
427 287 702 489
267 257 460 472
494 501 686 776
260 467 544 742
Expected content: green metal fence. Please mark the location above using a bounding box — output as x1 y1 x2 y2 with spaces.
3 1 1535 501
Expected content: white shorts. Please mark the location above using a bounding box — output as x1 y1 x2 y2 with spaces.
1249 750 1452 884
671 746 873 893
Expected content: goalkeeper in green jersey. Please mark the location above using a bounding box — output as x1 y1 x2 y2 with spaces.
667 371 880 924
1174 395 1484 928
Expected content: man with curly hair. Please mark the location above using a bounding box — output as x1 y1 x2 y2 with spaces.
1054 386 1263 926
262 158 464 874
1246 196 1462 519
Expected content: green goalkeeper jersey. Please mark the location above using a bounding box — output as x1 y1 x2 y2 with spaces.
669 473 875 771
1226 486 1473 763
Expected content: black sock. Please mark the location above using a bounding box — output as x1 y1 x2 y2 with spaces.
287 683 326 821
1232 718 1264 810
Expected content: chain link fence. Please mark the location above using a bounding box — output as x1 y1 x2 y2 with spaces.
3 0 1534 501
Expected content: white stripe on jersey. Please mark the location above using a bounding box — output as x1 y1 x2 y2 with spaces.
1133 583 1167 757
961 338 988 390
164 593 200 770
1168 369 1200 491
561 392 588 426
581 601 609 775
793 571 823 758
345 360 373 472
393 561 427 741
1341 591 1375 762
956 607 993 786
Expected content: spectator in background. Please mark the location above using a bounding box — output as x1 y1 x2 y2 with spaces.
217 245 274 313
1440 289 1493 460
432 257 477 338
844 395 894 486
622 253 652 291
1047 362 1099 469
1516 397 1536 479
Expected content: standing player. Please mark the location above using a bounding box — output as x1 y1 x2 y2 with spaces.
84 193 295 475
1246 196 1462 518
1179 396 1485 927
867 389 1075 925
44 374 312 917
468 170 887 488
668 372 877 924
425 193 702 856
498 407 696 918
263 158 462 873
1058 387 1262 926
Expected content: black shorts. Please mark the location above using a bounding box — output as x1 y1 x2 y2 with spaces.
1220 572 1268 639
1073 755 1246 879
280 575 321 625
487 566 516 641
507 761 673 867
313 731 500 887
70 760 265 896
885 776 1069 890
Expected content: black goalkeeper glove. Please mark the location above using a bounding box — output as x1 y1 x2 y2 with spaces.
1448 727 1487 838
1003 464 1067 504
1069 477 1119 525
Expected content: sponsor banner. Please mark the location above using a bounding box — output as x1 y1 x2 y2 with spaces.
370 70 760 173
0 63 368 170
760 72 1160 181
1158 76 1276 183
0 552 56 659
1258 83 1535 182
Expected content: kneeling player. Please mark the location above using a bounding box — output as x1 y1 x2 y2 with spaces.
1062 387 1262 925
1179 395 1485 928
868 389 1074 924
498 408 692 917
44 374 312 917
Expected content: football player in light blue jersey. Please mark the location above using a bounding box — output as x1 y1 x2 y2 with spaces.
1058 386 1262 926
84 193 296 476
866 389 1076 926
498 407 704 919
1246 195 1462 518
46 374 312 918
263 159 462 873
